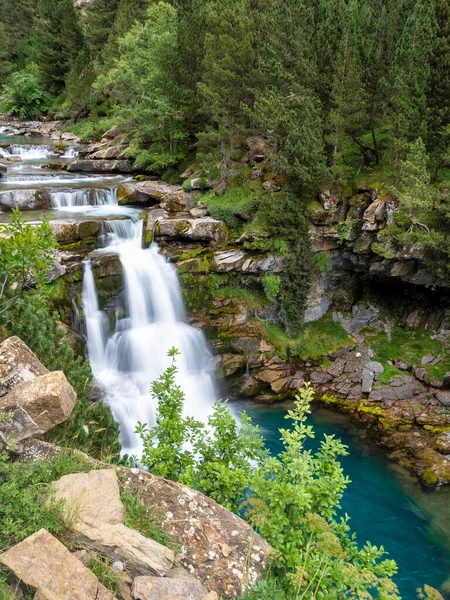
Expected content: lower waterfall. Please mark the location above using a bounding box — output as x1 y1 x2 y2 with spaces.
82 219 216 456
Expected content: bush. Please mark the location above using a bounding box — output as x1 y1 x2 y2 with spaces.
262 274 280 302
0 71 51 118
136 358 402 599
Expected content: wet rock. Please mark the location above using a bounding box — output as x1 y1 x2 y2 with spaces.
0 189 50 211
436 391 450 407
0 336 49 396
122 468 270 599
0 163 6 175
0 529 115 600
0 371 76 433
132 576 207 600
67 159 132 173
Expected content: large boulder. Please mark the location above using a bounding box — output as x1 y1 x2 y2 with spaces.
118 181 185 211
0 336 49 397
0 189 50 211
0 371 76 433
157 217 228 244
67 159 132 173
123 468 271 599
0 529 115 600
50 218 104 245
53 469 175 578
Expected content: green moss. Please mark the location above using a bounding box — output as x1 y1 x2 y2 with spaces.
216 286 268 309
421 468 439 486
59 237 97 253
263 314 355 362
358 403 384 417
201 180 262 231
365 325 450 383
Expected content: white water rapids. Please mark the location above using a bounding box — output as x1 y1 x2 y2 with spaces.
82 219 217 456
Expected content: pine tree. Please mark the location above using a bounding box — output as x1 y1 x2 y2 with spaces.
101 0 150 65
85 0 120 59
327 0 368 178
33 0 84 94
0 0 37 70
389 0 436 146
197 0 254 181
426 0 450 178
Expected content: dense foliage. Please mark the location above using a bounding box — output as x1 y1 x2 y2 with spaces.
137 351 407 599
0 211 120 461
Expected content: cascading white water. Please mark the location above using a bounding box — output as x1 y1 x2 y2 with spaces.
51 188 117 208
82 219 216 456
62 147 79 158
0 145 53 159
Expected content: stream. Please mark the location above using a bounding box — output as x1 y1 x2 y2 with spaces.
1 131 449 599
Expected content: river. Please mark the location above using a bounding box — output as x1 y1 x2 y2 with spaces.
1 129 449 599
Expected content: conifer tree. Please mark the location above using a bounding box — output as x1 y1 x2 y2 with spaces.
33 0 84 94
85 0 120 59
388 0 436 147
101 0 150 65
426 0 450 178
0 0 37 70
197 0 254 181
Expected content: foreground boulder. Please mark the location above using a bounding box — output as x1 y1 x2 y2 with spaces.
53 469 175 577
0 336 49 397
123 468 271 598
67 159 132 173
0 529 115 600
0 371 76 433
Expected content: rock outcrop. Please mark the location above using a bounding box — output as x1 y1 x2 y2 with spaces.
0 529 116 600
123 468 271 598
67 159 132 173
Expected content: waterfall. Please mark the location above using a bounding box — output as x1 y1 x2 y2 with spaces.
0 145 53 159
62 147 79 158
51 188 117 208
82 219 216 456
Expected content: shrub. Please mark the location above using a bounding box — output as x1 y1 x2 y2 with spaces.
262 274 280 303
0 71 51 118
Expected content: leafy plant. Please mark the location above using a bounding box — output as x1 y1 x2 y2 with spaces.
262 274 280 303
336 215 355 244
0 71 51 118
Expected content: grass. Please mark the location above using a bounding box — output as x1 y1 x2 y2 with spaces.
63 118 117 143
121 490 174 550
88 556 122 596
0 449 96 553
201 179 262 231
216 286 269 310
365 326 450 384
263 314 356 361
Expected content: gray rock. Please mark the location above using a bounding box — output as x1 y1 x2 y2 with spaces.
158 217 228 244
310 371 333 385
67 159 132 173
394 359 411 371
0 189 50 211
421 355 434 365
0 163 6 175
436 391 450 407
415 368 431 384
365 361 384 375
433 432 450 455
362 368 374 393
368 390 383 402
132 576 207 600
